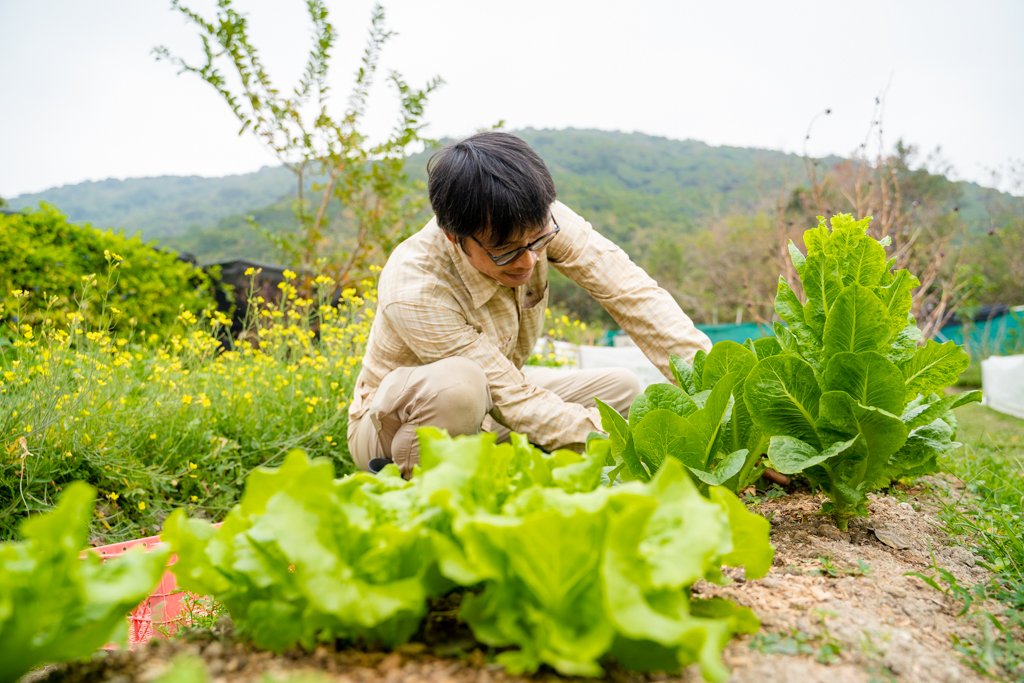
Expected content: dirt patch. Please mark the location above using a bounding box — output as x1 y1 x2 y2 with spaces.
705 477 992 683
28 479 992 683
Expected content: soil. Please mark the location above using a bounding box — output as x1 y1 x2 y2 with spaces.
26 476 996 683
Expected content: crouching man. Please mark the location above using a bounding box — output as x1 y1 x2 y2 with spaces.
348 132 710 476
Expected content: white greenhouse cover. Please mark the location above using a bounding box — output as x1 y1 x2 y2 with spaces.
981 354 1024 419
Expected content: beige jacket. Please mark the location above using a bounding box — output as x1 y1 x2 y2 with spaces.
348 201 710 451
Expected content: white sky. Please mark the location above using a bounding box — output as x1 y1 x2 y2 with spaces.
1 0 1022 198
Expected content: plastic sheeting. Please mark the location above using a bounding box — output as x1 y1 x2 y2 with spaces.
531 338 666 388
981 355 1024 420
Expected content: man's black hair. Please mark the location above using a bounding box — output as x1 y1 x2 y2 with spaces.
427 131 557 246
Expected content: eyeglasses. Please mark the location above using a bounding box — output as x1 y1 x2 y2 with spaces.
470 219 560 266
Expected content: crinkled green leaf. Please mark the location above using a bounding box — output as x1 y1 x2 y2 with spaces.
787 239 806 276
701 340 757 388
822 284 891 356
816 391 909 505
459 489 616 677
801 253 842 337
674 372 739 471
767 434 859 475
901 390 981 431
900 340 971 401
888 418 960 479
629 383 696 427
822 351 905 415
669 354 697 394
887 324 924 365
165 451 442 652
747 335 782 360
877 269 919 336
632 409 687 471
1 482 168 681
597 398 650 481
692 349 708 391
744 355 821 449
687 449 748 486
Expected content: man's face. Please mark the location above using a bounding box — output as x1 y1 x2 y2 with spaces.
448 221 555 288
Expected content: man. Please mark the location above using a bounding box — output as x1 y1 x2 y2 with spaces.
348 131 710 476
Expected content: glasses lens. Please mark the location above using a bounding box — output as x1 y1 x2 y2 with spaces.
530 231 558 251
492 223 558 266
494 248 524 266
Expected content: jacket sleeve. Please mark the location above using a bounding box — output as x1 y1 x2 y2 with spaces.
547 201 711 379
384 298 602 451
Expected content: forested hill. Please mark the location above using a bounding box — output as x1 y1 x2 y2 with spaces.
8 165 295 243
7 128 1016 264
520 129 823 245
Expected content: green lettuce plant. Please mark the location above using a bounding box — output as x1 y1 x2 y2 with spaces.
598 214 979 528
751 213 980 527
164 431 774 681
0 482 169 681
595 336 780 492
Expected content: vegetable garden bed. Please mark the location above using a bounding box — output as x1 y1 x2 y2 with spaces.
27 484 995 683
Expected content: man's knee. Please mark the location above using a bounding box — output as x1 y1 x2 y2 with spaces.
413 356 490 435
605 367 643 415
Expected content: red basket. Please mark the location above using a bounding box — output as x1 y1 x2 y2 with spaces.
88 533 206 646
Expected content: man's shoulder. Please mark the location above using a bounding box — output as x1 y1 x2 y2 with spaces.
378 220 456 305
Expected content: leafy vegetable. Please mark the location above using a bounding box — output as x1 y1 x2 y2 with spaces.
600 214 979 528
165 432 774 681
0 482 169 681
163 450 447 651
598 339 769 492
753 214 980 527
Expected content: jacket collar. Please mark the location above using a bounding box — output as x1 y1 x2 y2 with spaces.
441 226 503 309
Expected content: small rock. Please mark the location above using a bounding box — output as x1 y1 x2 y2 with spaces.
898 502 914 512
817 524 845 540
873 526 911 549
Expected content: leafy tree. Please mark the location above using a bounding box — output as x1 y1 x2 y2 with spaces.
154 0 441 283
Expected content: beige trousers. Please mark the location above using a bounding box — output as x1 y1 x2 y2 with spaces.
347 357 641 477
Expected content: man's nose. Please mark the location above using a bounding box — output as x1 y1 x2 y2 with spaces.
513 249 539 267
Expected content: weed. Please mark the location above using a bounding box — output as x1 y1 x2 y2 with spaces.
743 483 787 506
750 610 843 665
813 555 872 578
915 402 1024 680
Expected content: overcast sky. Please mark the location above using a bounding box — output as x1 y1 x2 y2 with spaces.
2 0 1022 198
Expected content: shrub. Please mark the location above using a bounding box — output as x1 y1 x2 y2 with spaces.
0 205 217 340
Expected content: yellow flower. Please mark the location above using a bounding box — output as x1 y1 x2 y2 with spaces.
138 501 147 511
181 394 193 406
190 495 198 503
188 461 198 471
149 433 157 440
107 492 119 502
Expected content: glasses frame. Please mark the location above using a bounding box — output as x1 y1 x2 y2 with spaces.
469 218 561 266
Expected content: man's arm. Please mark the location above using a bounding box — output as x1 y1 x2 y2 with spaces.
385 299 602 451
547 202 711 379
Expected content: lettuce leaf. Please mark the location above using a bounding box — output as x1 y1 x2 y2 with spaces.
0 482 169 681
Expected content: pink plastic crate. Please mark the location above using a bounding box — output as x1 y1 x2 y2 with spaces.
88 533 205 645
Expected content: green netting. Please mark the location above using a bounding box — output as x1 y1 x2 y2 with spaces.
936 308 1024 360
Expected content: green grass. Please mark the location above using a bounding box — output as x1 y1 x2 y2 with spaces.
928 400 1024 680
